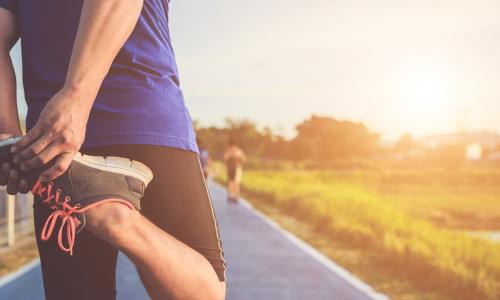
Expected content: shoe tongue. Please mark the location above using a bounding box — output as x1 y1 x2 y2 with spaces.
68 163 86 188
53 170 73 192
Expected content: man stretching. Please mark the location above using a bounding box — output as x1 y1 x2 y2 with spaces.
0 0 226 299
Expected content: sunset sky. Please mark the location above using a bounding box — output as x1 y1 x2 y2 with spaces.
169 0 500 140
11 0 500 141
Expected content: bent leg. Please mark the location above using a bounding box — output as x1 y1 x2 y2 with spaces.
84 202 223 300
34 201 119 300
81 144 226 299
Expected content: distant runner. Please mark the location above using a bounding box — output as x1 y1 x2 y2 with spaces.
223 140 246 204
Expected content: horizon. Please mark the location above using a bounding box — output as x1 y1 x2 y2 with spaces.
169 0 500 141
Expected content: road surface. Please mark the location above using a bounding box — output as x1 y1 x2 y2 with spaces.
0 182 385 300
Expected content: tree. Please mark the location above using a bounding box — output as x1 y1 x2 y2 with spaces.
292 115 379 161
194 119 284 160
394 133 420 153
194 115 380 164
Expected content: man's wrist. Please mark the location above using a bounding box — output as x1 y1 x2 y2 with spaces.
59 83 98 113
61 82 97 101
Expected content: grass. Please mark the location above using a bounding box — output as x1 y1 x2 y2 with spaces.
0 236 38 277
246 196 451 300
249 166 500 230
215 164 500 300
319 167 500 230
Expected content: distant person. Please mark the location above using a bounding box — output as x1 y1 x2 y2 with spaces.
197 138 212 179
224 141 246 204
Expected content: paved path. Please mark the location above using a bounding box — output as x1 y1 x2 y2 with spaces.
0 182 384 300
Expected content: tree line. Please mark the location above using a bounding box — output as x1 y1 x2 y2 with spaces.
195 115 379 163
195 115 490 168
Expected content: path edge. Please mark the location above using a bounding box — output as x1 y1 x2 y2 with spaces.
0 258 40 288
216 182 390 300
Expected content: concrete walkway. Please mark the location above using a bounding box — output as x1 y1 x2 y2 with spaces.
0 182 385 300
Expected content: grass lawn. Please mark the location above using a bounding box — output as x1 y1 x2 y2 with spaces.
247 196 452 300
281 167 500 230
214 164 500 300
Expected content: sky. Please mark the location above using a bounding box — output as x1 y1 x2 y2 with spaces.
11 0 500 141
168 0 500 140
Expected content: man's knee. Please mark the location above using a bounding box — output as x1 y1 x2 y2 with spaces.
85 201 137 239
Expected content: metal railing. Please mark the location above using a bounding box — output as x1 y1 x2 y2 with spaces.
0 187 34 246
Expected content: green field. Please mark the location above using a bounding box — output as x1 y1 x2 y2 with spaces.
217 165 500 299
285 167 500 230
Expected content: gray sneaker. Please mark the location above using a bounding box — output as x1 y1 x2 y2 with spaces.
0 136 153 255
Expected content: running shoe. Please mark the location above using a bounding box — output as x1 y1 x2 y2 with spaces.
0 136 153 255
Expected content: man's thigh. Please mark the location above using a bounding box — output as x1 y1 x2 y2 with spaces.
34 201 119 300
140 146 226 282
82 144 227 282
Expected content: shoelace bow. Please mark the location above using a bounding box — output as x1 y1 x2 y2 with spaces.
32 179 82 256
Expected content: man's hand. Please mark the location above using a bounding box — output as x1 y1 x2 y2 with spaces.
11 87 92 182
0 133 31 195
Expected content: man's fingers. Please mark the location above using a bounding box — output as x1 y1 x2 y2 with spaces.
12 127 42 154
6 169 19 195
40 153 73 182
18 179 31 194
0 163 11 186
14 135 51 165
13 135 53 165
19 142 60 171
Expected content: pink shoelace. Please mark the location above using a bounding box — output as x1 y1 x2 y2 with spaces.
32 179 83 256
32 178 135 256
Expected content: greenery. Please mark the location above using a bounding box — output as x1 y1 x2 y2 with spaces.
195 115 380 162
196 115 495 170
214 165 500 300
204 115 500 299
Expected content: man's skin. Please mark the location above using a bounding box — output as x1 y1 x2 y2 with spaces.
0 2 225 299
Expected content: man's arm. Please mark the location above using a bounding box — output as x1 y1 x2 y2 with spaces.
0 8 24 194
12 0 144 181
0 8 21 135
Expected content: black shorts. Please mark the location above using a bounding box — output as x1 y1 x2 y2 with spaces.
34 145 226 300
227 167 237 181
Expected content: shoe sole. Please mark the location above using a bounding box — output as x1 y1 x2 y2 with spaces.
0 137 153 187
73 153 153 186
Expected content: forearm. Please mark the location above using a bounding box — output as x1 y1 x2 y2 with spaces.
0 8 21 134
0 51 21 134
63 0 144 111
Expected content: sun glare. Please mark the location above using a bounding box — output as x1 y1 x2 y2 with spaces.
393 62 459 135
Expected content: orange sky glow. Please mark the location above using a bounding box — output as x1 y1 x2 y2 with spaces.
170 0 500 140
